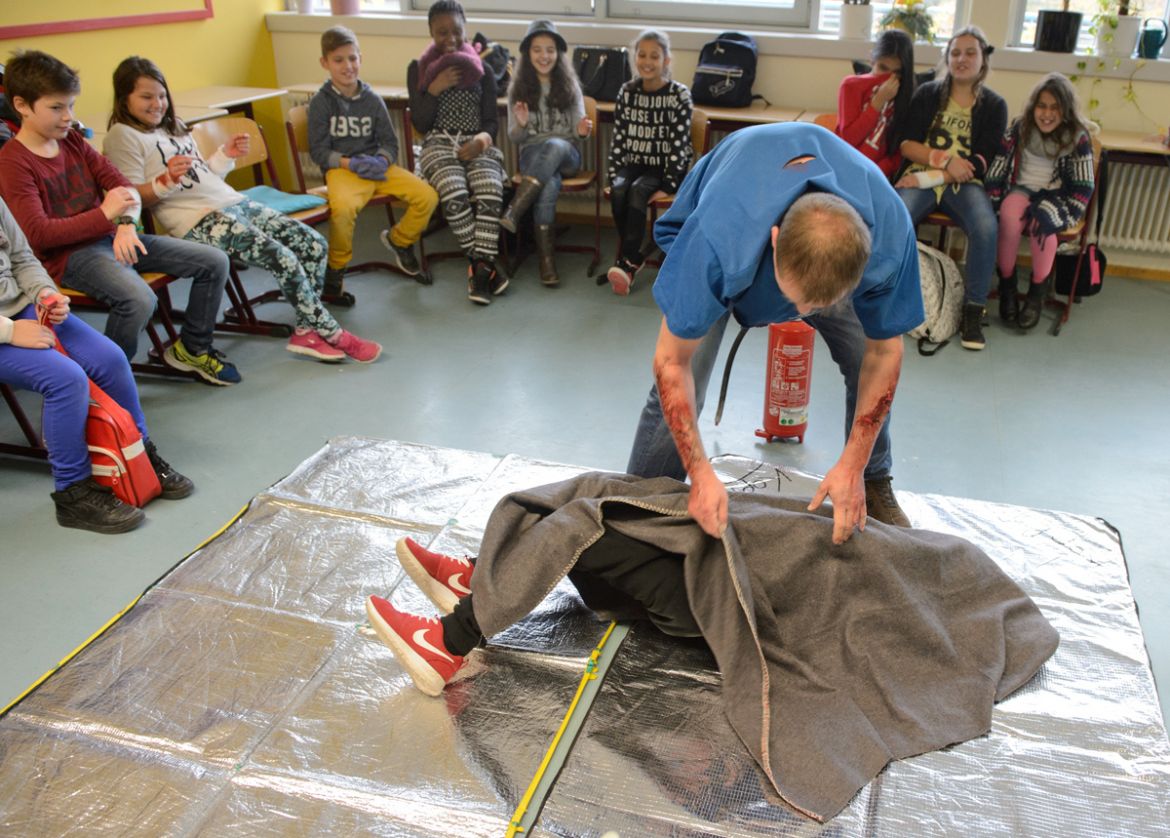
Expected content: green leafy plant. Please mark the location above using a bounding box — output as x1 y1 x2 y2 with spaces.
880 0 934 42
1089 0 1142 46
1070 56 1151 127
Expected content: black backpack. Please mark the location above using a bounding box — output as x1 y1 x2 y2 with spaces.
692 32 760 108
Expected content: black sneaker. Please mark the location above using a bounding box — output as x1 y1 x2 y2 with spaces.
145 440 194 500
51 477 145 534
379 230 421 276
960 303 986 351
484 260 508 296
467 263 492 306
864 476 911 528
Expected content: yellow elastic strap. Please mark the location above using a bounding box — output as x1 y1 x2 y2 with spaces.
0 503 249 718
506 620 618 836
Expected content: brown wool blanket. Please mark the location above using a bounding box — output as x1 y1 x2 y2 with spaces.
469 472 1060 821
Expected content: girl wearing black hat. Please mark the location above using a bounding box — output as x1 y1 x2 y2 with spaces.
500 19 592 287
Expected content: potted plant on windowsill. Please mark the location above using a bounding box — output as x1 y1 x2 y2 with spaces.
1091 0 1143 57
840 1 875 41
880 0 934 43
1035 2 1083 53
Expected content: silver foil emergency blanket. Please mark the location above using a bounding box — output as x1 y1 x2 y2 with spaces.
0 440 1166 836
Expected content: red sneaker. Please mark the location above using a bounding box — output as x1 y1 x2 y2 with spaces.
365 595 463 696
396 537 472 614
287 328 345 362
329 329 382 363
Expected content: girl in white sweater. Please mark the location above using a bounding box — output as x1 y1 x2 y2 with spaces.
103 57 380 363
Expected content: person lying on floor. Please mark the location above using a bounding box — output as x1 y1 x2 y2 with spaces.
365 471 1059 823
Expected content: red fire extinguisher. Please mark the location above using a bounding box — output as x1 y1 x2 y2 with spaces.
755 320 815 443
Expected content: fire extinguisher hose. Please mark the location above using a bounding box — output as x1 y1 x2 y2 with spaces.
713 325 752 426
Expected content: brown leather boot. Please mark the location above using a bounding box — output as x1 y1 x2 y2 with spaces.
500 176 542 233
535 223 559 286
864 477 911 528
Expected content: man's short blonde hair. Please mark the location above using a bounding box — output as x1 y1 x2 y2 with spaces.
774 193 872 306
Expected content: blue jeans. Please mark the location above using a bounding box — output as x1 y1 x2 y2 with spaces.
518 138 581 225
626 304 893 482
61 234 230 361
0 305 148 491
897 184 997 305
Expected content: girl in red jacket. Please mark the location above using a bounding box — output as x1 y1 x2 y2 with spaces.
835 30 915 180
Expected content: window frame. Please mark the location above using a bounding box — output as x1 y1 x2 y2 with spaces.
1009 0 1170 51
606 0 813 29
407 0 594 15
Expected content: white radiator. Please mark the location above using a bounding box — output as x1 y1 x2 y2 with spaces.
1099 161 1170 255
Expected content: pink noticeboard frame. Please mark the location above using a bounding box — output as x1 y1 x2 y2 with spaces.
0 1 214 40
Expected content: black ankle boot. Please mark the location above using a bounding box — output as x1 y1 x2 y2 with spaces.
51 477 144 534
1017 277 1048 331
997 270 1018 324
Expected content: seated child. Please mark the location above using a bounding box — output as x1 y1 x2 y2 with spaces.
309 26 438 291
1 197 192 533
0 50 240 385
408 0 508 306
104 56 380 364
985 72 1095 330
605 29 692 296
501 19 592 287
834 29 915 180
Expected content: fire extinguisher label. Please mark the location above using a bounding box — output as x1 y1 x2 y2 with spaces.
767 350 811 425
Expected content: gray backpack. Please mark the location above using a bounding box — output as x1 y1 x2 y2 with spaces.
908 242 964 356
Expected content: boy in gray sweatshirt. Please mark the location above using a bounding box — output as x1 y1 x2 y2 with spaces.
308 26 437 291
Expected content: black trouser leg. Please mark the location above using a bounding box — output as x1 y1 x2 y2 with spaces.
569 518 699 637
621 173 663 262
442 517 700 654
609 171 632 257
440 595 483 657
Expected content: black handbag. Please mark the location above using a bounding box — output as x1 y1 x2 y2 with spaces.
1054 243 1105 298
572 46 631 102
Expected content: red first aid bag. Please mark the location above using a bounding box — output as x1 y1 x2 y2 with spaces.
84 384 161 507
42 307 162 507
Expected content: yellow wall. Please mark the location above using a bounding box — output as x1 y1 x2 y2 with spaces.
1 1 288 183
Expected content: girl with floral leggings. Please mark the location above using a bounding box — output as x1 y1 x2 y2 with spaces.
103 57 380 363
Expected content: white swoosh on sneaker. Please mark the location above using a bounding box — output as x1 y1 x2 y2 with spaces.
413 629 454 663
447 573 472 595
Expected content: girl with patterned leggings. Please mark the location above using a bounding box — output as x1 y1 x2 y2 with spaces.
103 57 380 363
408 0 507 306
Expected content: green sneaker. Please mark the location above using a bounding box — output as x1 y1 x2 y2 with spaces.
163 340 242 386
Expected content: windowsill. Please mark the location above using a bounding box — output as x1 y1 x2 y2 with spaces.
266 12 1170 83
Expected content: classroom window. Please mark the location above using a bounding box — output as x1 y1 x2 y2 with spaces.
820 1 963 39
606 0 809 27
1013 0 1170 50
404 0 595 14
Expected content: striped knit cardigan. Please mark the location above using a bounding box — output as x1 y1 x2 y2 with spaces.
985 120 1095 236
